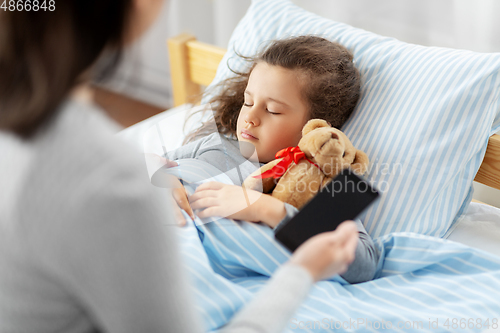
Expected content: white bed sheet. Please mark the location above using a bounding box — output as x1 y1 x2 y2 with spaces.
116 105 500 258
446 202 500 257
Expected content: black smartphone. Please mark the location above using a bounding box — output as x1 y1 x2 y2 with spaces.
274 168 380 252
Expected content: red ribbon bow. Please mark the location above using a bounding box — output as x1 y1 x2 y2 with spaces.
253 146 319 179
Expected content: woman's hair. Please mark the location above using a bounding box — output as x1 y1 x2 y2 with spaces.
0 1 134 139
187 35 361 143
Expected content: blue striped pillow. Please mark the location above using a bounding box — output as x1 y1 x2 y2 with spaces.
203 0 500 238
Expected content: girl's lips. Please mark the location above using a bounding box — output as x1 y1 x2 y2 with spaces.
241 130 258 140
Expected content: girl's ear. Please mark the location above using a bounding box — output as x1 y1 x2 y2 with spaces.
302 119 330 136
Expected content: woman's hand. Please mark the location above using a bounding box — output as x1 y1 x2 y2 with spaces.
189 182 286 227
289 221 359 282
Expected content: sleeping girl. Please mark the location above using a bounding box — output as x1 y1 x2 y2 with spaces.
161 35 379 284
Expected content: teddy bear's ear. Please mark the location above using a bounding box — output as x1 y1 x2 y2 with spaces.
350 150 370 175
302 119 330 136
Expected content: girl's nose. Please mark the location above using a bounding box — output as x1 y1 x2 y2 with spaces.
244 107 260 126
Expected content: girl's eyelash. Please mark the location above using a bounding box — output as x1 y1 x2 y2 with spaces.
243 103 279 114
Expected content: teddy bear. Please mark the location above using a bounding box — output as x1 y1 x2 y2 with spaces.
242 119 369 209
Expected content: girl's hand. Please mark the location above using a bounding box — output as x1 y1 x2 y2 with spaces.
189 182 286 227
167 175 195 226
289 221 359 282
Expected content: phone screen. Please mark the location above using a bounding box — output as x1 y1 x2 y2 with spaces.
274 168 380 252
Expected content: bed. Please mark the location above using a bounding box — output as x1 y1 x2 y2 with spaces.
117 0 500 331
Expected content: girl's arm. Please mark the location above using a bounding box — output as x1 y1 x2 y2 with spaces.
189 181 287 225
145 133 215 180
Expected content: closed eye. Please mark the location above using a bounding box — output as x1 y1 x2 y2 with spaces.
267 109 280 115
243 103 253 107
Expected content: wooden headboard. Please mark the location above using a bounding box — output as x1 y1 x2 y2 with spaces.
168 33 226 105
167 33 500 192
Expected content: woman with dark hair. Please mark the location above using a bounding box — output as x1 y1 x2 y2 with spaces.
0 1 358 332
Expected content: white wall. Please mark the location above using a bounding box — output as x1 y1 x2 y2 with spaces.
99 0 172 107
292 0 500 52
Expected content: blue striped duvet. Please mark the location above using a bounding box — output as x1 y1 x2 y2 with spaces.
168 160 500 332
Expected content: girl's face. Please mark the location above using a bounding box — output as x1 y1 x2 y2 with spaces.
236 62 310 163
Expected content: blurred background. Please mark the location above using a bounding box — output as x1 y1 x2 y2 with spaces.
96 0 500 207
